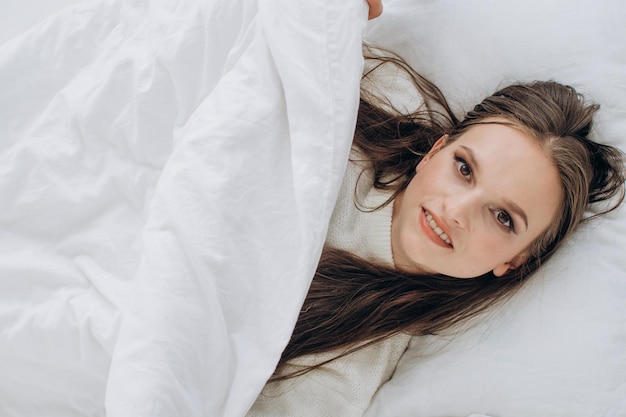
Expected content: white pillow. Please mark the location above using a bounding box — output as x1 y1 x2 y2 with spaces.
363 1 626 416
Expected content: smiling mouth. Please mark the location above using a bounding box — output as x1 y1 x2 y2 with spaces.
424 209 452 247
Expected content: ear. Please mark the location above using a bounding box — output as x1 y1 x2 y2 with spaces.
421 134 448 164
492 253 528 277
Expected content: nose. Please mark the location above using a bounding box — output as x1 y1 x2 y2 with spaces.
443 189 479 230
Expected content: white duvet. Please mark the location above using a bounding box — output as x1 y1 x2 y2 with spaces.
1 0 625 417
0 0 365 416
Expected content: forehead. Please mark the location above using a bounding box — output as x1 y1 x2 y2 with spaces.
450 122 562 230
452 121 543 157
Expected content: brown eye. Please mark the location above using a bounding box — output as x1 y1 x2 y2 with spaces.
459 163 471 177
455 157 472 180
495 210 514 230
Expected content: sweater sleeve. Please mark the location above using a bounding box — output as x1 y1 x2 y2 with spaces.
246 333 411 417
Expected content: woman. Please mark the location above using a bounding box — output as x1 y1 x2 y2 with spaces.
247 50 626 416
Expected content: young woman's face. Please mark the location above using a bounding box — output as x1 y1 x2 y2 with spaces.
391 121 562 278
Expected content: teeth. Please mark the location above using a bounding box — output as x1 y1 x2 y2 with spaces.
425 210 452 245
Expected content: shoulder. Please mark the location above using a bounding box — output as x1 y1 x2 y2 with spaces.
249 334 411 417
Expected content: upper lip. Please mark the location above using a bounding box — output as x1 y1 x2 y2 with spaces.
424 207 454 248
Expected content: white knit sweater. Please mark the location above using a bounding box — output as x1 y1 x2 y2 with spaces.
247 151 411 417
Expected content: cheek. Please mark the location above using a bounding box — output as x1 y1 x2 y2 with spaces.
412 159 447 190
468 232 522 267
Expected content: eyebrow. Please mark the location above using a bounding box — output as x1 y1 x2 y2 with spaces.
461 145 529 231
503 198 529 230
461 145 480 172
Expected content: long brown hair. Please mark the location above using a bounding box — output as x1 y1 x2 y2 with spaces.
273 52 626 378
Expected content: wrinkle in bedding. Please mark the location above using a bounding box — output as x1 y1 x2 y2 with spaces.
0 0 367 416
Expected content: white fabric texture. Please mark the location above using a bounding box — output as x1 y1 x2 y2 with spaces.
249 333 411 417
363 1 626 417
0 0 367 416
247 150 409 416
1 0 625 417
325 149 395 267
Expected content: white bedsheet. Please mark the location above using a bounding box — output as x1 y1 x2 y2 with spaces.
0 0 366 416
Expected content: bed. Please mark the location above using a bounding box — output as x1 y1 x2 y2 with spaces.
0 0 624 416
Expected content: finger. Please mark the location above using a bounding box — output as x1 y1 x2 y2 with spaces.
366 0 383 20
